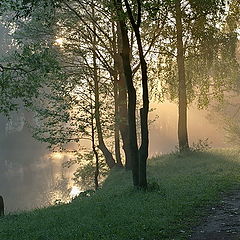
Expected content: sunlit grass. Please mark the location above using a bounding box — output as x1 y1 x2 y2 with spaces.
1 148 240 240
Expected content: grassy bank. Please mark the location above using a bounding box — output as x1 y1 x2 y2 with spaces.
1 149 240 240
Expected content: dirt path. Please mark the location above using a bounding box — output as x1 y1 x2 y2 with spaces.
189 190 240 240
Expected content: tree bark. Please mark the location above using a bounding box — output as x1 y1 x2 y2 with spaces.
124 0 149 189
113 66 123 168
112 22 124 168
175 0 189 152
116 23 132 170
92 5 116 169
136 31 149 189
118 70 132 170
93 52 116 169
114 0 139 186
90 94 99 190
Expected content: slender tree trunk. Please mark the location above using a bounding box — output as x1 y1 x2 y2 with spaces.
118 71 132 170
116 23 131 170
90 93 99 190
93 51 116 169
113 69 123 167
124 0 149 189
112 22 124 168
94 149 99 190
93 146 99 190
175 0 189 152
135 30 149 189
92 5 116 169
115 0 139 186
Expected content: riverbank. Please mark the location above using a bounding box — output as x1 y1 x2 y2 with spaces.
1 149 240 239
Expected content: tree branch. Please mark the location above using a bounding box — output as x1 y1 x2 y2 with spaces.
123 0 137 29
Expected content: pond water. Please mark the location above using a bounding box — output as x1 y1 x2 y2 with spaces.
0 113 81 213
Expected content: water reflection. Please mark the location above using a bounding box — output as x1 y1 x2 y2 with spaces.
0 150 80 213
0 112 80 213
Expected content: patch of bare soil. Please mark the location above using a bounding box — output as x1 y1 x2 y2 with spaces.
189 190 240 240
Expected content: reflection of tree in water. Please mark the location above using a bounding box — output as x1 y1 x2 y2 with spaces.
0 111 71 212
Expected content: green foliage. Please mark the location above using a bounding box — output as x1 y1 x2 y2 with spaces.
225 0 240 32
71 151 108 190
0 0 57 19
0 44 61 115
150 0 239 108
1 150 240 239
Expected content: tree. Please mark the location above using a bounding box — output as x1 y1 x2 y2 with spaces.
124 0 150 187
152 0 239 152
1 1 122 169
0 2 114 193
113 0 151 188
0 0 166 188
5 0 237 190
175 0 189 151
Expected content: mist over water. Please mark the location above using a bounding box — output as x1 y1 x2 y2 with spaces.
0 111 78 213
0 102 228 213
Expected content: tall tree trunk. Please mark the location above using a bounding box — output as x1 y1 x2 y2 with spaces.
92 5 116 169
116 23 132 170
93 147 99 190
124 0 149 189
112 21 124 168
135 31 149 189
118 70 132 169
113 69 123 167
93 49 116 169
115 0 139 186
175 0 189 152
90 93 99 190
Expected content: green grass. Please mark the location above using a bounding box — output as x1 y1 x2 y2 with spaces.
1 149 240 240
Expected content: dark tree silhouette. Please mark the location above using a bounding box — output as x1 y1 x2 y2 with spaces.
0 195 4 216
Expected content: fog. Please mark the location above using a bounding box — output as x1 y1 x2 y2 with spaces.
0 102 229 213
0 110 79 213
149 102 228 156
